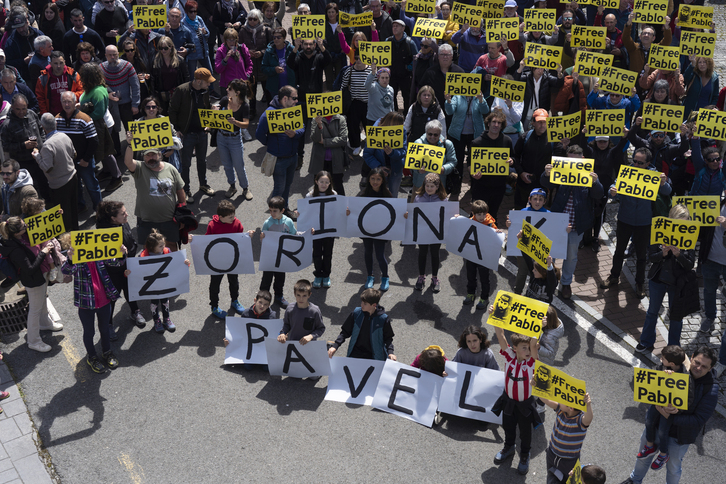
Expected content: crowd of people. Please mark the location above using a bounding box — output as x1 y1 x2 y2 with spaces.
0 0 724 482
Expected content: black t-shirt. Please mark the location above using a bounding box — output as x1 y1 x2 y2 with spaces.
95 7 128 46
349 312 373 359
220 96 250 133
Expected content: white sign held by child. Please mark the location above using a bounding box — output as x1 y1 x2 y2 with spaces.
403 201 460 245
258 231 314 272
127 249 190 301
224 317 284 365
190 233 255 275
264 339 331 378
506 211 570 259
296 195 349 240
372 360 444 427
438 361 504 424
346 197 408 241
325 357 385 405
444 216 505 270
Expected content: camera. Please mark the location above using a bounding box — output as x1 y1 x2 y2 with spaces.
183 42 195 51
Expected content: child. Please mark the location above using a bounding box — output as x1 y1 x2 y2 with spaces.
408 173 447 293
206 200 246 319
414 346 447 377
532 306 564 413
254 196 297 307
506 187 550 294
491 321 540 475
462 200 499 309
223 290 277 369
581 465 606 484
328 288 396 361
638 345 688 470
277 279 325 345
451 325 499 370
524 254 559 304
306 171 337 289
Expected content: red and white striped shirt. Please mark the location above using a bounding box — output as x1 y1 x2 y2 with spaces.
500 347 535 401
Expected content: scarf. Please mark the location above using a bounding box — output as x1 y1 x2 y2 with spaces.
183 14 200 32
244 21 264 45
221 0 235 19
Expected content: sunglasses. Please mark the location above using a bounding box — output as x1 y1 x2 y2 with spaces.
563 17 573 20
707 157 721 163
290 97 298 100
421 44 431 49
634 160 649 165
426 132 441 137
146 105 158 110
159 46 170 51
0 171 15 177
125 48 135 52
188 10 197 13
651 132 665 138
273 36 283 39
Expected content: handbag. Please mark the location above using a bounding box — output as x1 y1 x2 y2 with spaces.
103 108 114 128
261 152 277 176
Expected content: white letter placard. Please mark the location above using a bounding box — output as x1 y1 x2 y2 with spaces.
507 211 569 259
372 360 444 427
224 317 284 365
324 357 385 406
264 339 330 378
346 197 407 241
296 195 349 240
127 249 190 301
258 231 313 272
444 216 505 270
190 233 255 275
403 201 460 245
438 361 505 424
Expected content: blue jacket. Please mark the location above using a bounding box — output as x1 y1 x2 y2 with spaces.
690 140 726 196
261 41 297 96
256 96 305 158
363 118 407 177
451 28 489 73
682 65 719 121
541 172 604 235
609 163 672 226
333 306 394 361
586 91 641 147
670 370 718 445
182 15 210 61
445 95 490 141
411 134 457 188
5 27 44 81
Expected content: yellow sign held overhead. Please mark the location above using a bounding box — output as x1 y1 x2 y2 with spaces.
642 103 684 133
445 72 482 96
575 50 613 77
365 125 404 149
129 117 174 151
406 0 436 14
584 109 624 137
695 109 726 142
524 8 556 33
199 109 234 132
634 367 689 411
412 17 447 39
571 25 607 50
451 2 485 28
679 30 715 58
470 147 510 175
339 11 373 28
266 105 304 134
291 15 325 39
516 219 552 268
533 361 587 412
133 5 166 29
487 290 547 339
650 216 700 250
358 41 392 66
524 42 562 70
71 227 123 263
633 0 669 24
26 205 64 246
484 17 520 43
405 143 446 173
551 157 594 187
546 112 581 143
672 196 720 226
598 66 636 96
677 4 713 29
490 75 526 102
306 92 343 118
648 44 680 71
479 0 505 18
615 165 661 201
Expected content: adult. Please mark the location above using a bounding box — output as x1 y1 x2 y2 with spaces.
552 8 577 68
261 1 284 30
404 85 446 145
0 50 25 86
513 60 559 131
35 51 83 116
211 0 247 47
260 28 295 105
101 44 140 132
73 42 100 73
359 0 392 43
512 108 551 209
117 25 163 69
323 3 348 92
474 41 515 96
33 113 78 231
120 39 151 101
168 67 216 204
93 0 130 47
638 65 685 106
4 9 43 83
699 200 726 347
622 14 671 79
587 84 641 147
38 3 65 50
363 111 407 197
417 43 463 110
309 109 348 196
340 51 371 156
27 35 53 94
182 0 212 79
56 91 102 213
62 9 105 64
0 68 38 112
159 7 194 57
0 159 38 220
627 118 689 176
240 9 272 118
450 22 488 74
214 28 253 91
217 79 254 200
135 96 182 170
682 55 719 121
151 36 189 114
411 120 456 191
386 19 417 113
409 37 438 107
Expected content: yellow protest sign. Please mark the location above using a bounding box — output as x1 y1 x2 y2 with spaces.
550 157 594 187
695 109 726 142
406 0 435 14
484 17 520 43
673 196 720 226
642 103 684 133
339 12 373 28
567 460 584 484
266 105 304 134
26 205 64 246
524 8 556 33
306 91 343 118
198 109 234 132
445 72 482 96
405 143 446 173
487 290 547 339
412 17 447 39
358 41 392 67
633 0 669 24
133 5 166 29
677 4 713 29
524 42 562 70
291 15 325 39
575 50 613 77
71 227 123 263
490 75 526 102
571 25 607 50
584 109 624 137
129 117 174 150
615 165 661 201
575 0 617 7
532 361 587 412
650 217 700 250
479 0 504 19
546 112 581 143
679 30 716 58
633 367 689 411
648 44 680 71
470 147 510 175
365 125 404 149
517 219 552 268
598 66 636 96
451 2 485 28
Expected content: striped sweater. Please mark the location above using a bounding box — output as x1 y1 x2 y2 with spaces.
549 407 589 459
100 59 141 107
56 110 98 163
342 65 371 103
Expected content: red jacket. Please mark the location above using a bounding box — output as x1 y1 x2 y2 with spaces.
35 65 83 115
205 215 244 235
552 76 587 119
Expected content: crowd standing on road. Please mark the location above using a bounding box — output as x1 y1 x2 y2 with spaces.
0 0 725 482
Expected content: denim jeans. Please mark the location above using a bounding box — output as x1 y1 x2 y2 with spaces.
271 155 297 207
186 56 212 83
645 405 672 455
630 429 690 484
611 221 650 285
216 132 249 188
641 279 683 348
560 230 584 286
388 170 403 197
78 303 112 358
180 131 208 191
700 258 726 320
76 156 103 210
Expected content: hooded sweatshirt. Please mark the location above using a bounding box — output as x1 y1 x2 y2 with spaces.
1 169 37 217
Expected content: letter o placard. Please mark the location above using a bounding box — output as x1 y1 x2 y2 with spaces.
358 200 396 237
204 237 240 273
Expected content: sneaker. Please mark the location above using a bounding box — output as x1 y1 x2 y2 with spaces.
212 307 227 319
651 453 669 470
105 177 123 192
365 276 375 289
635 343 654 354
431 277 441 293
153 315 165 334
637 444 657 459
40 321 64 331
359 177 367 188
415 275 425 291
231 300 245 313
493 446 515 464
200 184 215 196
636 284 646 299
380 276 390 292
312 277 323 289
102 350 119 370
517 453 530 475
352 146 361 156
322 277 331 288
463 294 475 305
28 342 51 353
284 208 298 221
241 128 253 141
87 355 107 374
714 362 726 378
476 298 488 311
242 188 253 201
276 296 290 307
449 192 459 202
131 310 146 329
699 318 714 334
592 241 601 253
560 284 572 299
225 184 237 198
401 176 413 188
0 391 9 401
600 276 619 289
433 411 443 426
185 191 195 204
163 318 176 333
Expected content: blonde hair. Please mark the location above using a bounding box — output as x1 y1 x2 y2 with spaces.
669 204 690 221
223 28 239 43
153 37 180 69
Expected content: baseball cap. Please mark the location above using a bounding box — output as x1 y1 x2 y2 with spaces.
504 0 517 7
143 148 162 157
392 19 405 27
8 11 27 29
194 68 216 83
533 109 549 121
530 188 547 198
595 136 609 141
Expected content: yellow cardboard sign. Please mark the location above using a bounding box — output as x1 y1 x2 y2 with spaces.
575 50 613 77
339 12 373 28
532 361 587 412
584 109 624 137
291 15 325 39
128 117 174 150
133 5 166 29
615 165 661 201
677 4 713 29
306 91 343 118
365 125 404 149
451 2 485 29
26 205 64 246
484 17 520 43
672 196 720 226
412 17 447 39
546 112 581 143
576 0 617 6
524 42 562 70
567 460 584 484
571 25 607 50
198 109 234 132
598 66 636 96
266 105 304 134
695 108 726 142
524 8 556 34
405 143 446 173
490 75 526 102
70 227 123 263
642 103 684 133
633 0 669 24
650 217 700 250
406 0 436 15
487 290 547 339
479 0 505 19
516 219 552 268
679 30 716 59
358 41 392 67
470 147 510 175
633 367 689 411
551 157 594 187
445 72 482 96
648 44 680 71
